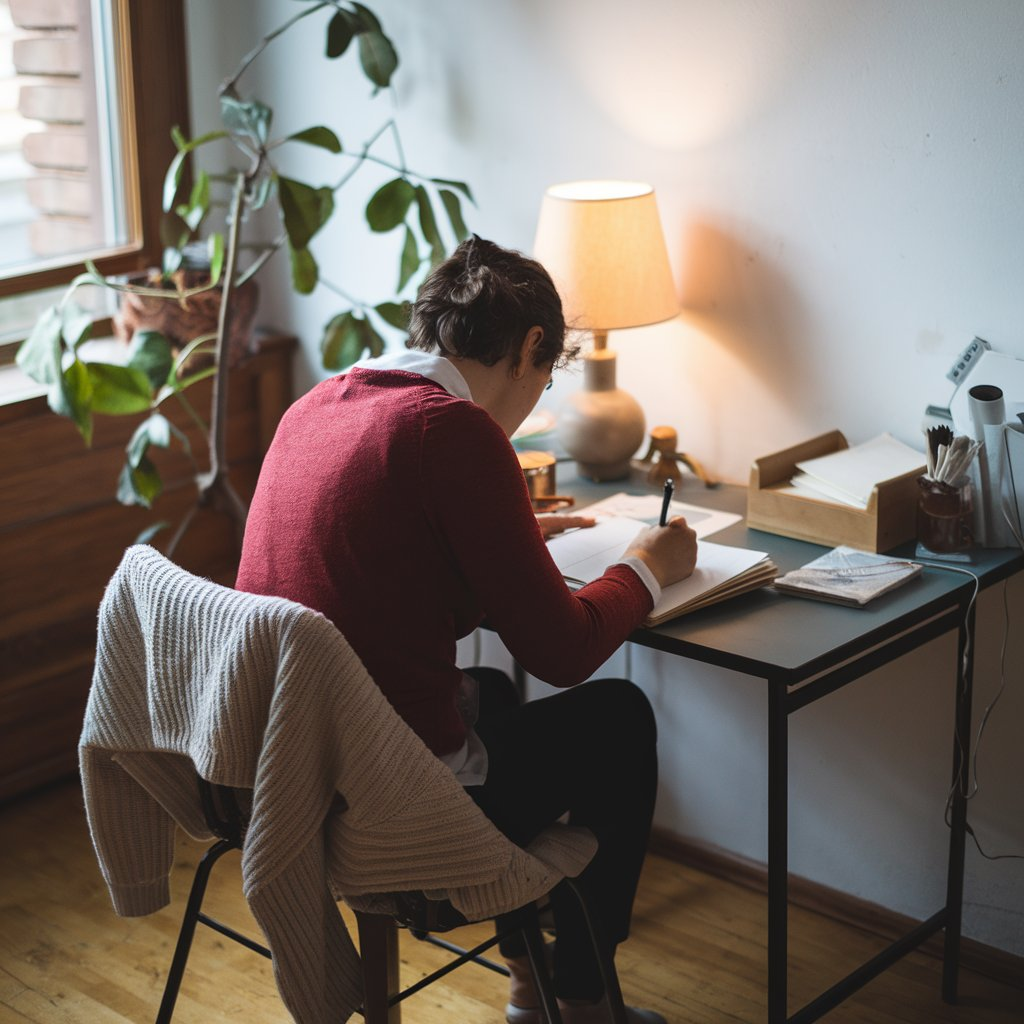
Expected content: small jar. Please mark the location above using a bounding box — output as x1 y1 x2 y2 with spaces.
517 450 556 499
916 476 973 553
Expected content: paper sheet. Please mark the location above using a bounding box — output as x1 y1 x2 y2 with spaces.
575 491 742 539
794 434 925 507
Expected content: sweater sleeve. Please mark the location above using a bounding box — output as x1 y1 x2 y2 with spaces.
421 403 653 686
79 747 177 916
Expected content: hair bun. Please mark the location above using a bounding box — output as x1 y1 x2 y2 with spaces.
450 264 493 306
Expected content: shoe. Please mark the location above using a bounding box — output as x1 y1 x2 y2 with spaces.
505 999 666 1024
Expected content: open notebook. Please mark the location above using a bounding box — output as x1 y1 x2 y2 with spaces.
546 516 778 626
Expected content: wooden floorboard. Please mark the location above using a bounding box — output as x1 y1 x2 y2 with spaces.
0 780 1020 1023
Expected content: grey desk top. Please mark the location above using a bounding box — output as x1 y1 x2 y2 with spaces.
561 468 1024 685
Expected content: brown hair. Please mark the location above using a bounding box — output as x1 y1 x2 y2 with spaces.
407 236 576 369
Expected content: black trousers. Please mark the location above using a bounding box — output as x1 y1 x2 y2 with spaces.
463 667 658 1001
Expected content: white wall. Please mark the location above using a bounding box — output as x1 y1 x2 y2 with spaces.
185 0 1024 957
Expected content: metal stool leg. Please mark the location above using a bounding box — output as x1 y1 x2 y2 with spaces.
518 908 563 1024
563 877 629 1024
155 838 236 1024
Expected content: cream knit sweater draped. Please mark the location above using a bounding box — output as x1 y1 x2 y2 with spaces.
80 546 596 1024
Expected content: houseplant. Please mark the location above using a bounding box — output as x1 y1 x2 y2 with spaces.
16 0 471 553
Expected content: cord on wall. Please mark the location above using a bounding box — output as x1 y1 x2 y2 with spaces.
914 558 1023 862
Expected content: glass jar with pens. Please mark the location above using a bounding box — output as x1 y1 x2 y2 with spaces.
917 429 981 553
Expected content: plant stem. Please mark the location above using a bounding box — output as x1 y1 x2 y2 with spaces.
318 277 363 307
208 172 246 481
221 2 327 94
172 389 209 441
236 231 287 287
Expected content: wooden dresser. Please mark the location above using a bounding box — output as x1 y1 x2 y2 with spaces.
0 332 296 801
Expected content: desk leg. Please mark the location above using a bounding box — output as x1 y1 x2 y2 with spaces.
942 600 975 1004
768 681 788 1024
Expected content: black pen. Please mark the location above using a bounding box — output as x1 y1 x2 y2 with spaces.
659 477 674 526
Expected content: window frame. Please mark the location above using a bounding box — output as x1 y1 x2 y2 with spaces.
0 0 190 301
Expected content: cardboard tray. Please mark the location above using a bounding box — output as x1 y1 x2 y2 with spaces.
746 430 924 553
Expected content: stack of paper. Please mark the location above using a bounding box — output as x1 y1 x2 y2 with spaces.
788 433 926 509
546 515 777 626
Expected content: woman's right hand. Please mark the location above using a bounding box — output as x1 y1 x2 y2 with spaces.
624 517 699 588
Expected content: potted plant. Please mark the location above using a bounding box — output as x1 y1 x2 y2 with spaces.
15 0 472 554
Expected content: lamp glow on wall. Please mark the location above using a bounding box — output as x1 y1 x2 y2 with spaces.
534 180 679 481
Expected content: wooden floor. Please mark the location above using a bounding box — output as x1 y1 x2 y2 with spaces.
0 780 1020 1024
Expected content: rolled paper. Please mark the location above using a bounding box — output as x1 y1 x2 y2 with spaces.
968 383 1006 443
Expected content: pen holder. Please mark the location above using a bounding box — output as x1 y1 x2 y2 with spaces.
916 475 973 553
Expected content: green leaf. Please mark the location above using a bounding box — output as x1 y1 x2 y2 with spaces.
248 173 276 210
366 177 415 232
286 125 342 153
127 331 174 391
398 225 421 292
86 363 154 414
160 210 190 251
358 29 398 89
289 244 319 294
431 177 475 204
414 185 444 265
162 246 184 279
16 306 64 385
117 454 162 508
360 315 386 359
220 94 273 146
61 301 94 350
350 3 383 32
127 413 172 469
321 311 365 370
326 10 357 57
162 149 187 212
175 170 210 232
277 176 335 250
438 188 470 242
208 233 225 285
58 358 94 445
374 300 409 331
171 125 188 151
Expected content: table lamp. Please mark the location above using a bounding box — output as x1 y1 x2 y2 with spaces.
533 180 678 480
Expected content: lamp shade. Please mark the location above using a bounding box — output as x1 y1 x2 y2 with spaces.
533 180 678 331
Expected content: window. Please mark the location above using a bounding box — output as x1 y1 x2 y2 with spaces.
0 0 188 363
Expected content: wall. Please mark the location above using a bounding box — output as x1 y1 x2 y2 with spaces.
184 0 1024 957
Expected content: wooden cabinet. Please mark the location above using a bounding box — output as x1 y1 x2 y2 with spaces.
0 332 295 801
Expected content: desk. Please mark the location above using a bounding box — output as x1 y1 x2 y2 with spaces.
557 473 1023 1024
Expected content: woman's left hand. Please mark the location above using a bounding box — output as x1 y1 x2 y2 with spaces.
537 514 596 540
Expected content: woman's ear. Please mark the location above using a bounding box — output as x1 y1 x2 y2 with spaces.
510 326 545 379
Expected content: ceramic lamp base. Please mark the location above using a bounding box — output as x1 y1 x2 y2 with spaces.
559 349 645 482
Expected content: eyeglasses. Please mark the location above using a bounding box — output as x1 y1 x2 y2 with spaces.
544 377 554 391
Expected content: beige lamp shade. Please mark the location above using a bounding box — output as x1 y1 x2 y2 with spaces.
533 180 678 331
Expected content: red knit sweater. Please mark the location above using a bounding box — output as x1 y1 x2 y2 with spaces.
235 367 653 756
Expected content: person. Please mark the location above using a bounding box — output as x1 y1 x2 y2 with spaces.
235 236 698 1024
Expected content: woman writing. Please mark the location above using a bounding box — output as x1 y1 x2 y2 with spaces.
236 236 697 1023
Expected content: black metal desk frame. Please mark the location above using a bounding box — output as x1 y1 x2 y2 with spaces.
551 475 1023 1024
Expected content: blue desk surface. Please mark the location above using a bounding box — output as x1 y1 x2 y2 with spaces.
562 470 1023 684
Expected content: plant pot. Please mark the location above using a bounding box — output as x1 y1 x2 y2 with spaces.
113 269 259 368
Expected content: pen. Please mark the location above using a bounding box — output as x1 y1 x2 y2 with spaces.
659 478 674 527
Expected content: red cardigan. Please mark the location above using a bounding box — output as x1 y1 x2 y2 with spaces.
235 368 652 756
